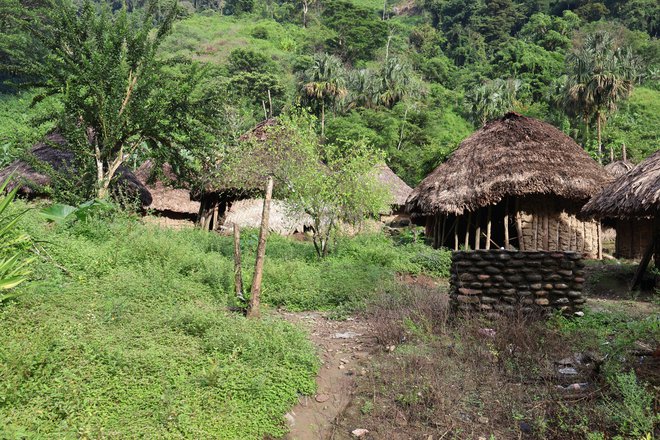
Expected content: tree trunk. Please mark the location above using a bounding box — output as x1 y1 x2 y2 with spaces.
321 101 325 139
247 177 274 319
233 223 244 302
596 112 603 164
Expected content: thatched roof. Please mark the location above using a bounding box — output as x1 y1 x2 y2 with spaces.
582 149 660 220
205 118 293 194
0 133 151 205
222 198 313 235
135 161 200 215
375 164 412 206
406 113 610 216
605 160 635 178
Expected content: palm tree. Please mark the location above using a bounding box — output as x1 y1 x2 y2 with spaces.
562 30 639 162
466 78 522 125
300 53 348 138
375 57 417 108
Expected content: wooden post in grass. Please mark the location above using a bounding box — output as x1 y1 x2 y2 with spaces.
233 223 244 302
247 177 273 318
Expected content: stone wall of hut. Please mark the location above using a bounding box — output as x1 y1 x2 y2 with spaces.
450 250 586 317
614 219 653 260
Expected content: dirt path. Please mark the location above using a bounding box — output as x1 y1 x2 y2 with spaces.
279 311 378 440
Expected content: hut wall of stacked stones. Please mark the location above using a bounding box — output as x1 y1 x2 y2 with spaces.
450 250 585 317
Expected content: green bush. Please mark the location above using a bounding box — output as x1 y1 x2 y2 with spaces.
606 371 658 438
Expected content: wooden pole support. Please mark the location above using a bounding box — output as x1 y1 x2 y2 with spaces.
247 177 274 319
233 223 244 302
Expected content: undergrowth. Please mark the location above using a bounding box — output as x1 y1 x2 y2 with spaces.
0 202 448 438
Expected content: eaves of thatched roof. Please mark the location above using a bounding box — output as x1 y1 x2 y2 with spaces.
223 198 312 235
0 133 152 206
406 113 610 216
582 149 660 220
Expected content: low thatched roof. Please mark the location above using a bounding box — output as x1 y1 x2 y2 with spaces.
222 198 313 235
582 149 660 220
406 113 610 216
375 164 412 206
605 160 634 178
0 133 151 205
135 161 200 215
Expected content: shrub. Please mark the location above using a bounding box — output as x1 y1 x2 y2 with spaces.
605 371 658 438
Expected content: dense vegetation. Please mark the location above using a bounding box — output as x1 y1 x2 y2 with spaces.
1 0 658 191
0 204 450 437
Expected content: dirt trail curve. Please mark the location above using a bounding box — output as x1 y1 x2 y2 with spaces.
279 311 377 440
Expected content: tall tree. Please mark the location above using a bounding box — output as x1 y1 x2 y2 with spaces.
466 78 522 125
562 30 639 161
300 53 347 138
2 0 225 200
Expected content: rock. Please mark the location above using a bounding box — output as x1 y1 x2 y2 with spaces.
477 274 491 281
535 298 550 306
478 328 496 338
339 364 345 370
284 412 295 427
352 428 369 437
554 283 569 290
459 287 481 295
478 416 489 424
315 394 330 403
334 332 361 339
559 367 578 375
340 358 350 364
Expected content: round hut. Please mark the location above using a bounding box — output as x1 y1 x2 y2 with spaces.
605 160 634 178
0 133 151 205
135 160 200 222
582 149 660 265
374 163 413 226
406 113 610 257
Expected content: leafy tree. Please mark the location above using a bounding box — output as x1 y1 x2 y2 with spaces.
466 78 522 125
300 53 347 137
562 30 639 161
477 0 522 47
3 0 225 200
518 11 580 51
321 0 387 62
274 113 390 257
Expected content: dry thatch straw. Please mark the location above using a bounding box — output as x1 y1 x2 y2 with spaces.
135 161 200 215
604 160 634 178
374 163 412 207
0 133 152 205
222 198 312 235
406 113 610 216
582 149 660 219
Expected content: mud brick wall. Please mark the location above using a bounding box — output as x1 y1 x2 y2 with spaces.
450 250 586 316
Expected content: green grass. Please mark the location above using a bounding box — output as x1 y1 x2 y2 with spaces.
0 203 449 437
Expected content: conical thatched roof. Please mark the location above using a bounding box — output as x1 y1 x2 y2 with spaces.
582 149 660 220
406 113 610 216
135 161 200 215
0 133 152 205
604 160 634 178
375 164 412 206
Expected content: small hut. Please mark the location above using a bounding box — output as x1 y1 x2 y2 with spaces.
222 199 312 235
135 160 200 221
374 163 413 225
406 113 610 257
605 160 635 178
0 133 151 205
582 149 660 267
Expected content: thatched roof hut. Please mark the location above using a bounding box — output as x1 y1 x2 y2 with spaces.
583 150 660 220
407 113 610 256
375 163 412 207
605 160 635 178
582 150 660 262
0 133 151 205
135 161 199 217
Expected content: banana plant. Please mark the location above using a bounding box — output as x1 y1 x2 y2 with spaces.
0 176 32 301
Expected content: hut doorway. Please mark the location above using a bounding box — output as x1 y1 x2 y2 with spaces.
198 193 231 231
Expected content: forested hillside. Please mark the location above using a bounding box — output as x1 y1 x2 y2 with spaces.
1 0 658 186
